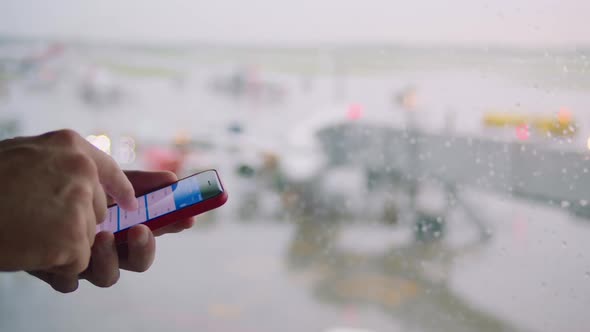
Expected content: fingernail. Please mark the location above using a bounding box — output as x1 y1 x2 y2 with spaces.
51 275 79 293
136 229 149 247
120 198 138 212
98 233 115 254
128 198 139 211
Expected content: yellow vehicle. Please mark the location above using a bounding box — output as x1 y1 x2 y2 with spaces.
483 110 577 137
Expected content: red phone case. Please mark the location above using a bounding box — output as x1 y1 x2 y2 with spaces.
113 171 228 244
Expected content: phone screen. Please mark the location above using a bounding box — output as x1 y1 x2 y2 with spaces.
96 171 221 234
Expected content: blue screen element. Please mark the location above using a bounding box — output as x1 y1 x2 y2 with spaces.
98 175 205 234
172 176 203 209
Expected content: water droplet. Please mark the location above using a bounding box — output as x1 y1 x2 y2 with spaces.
561 201 571 208
585 271 590 278
580 200 588 207
562 240 568 248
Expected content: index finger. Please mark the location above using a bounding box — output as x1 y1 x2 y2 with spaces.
81 139 138 211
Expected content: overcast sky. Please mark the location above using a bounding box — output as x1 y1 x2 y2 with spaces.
1 0 589 46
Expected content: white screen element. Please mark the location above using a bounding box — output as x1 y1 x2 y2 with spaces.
96 176 203 233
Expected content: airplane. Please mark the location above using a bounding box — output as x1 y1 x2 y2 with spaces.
207 66 287 103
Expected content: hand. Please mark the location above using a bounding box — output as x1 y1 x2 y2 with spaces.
0 129 137 281
32 171 195 293
83 171 194 291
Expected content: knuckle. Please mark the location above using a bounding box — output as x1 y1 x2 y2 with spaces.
68 182 94 202
63 206 89 242
71 257 90 275
87 231 96 248
71 244 91 274
95 204 108 225
42 208 92 272
44 129 81 147
63 152 96 177
42 246 69 269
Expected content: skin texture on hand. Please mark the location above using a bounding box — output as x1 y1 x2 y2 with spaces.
32 171 195 293
0 129 137 273
0 130 194 293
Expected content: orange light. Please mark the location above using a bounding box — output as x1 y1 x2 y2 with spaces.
557 107 572 124
174 131 190 145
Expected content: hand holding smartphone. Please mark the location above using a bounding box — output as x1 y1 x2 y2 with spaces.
97 169 228 243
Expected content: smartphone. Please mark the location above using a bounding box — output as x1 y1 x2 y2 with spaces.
96 169 228 243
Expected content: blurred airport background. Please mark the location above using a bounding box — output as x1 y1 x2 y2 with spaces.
1 1 590 331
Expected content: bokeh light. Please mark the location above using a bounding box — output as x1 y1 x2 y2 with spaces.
515 124 530 141
86 134 111 155
347 104 363 120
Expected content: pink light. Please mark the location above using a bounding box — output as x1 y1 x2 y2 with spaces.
347 104 363 120
512 216 529 244
515 124 530 141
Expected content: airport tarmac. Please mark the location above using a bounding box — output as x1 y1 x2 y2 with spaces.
1 43 590 332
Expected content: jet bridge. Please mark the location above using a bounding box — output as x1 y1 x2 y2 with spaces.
317 123 590 218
